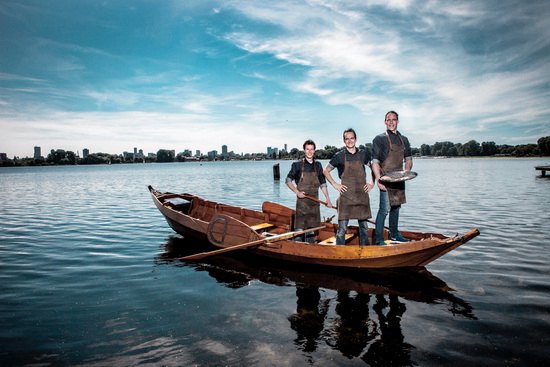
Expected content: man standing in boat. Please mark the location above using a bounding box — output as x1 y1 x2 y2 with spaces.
323 128 374 246
286 139 334 242
371 111 413 245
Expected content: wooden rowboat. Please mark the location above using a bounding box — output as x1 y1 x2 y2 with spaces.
148 185 479 269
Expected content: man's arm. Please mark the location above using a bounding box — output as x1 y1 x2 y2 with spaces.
285 163 305 198
285 180 305 198
405 157 413 172
320 185 333 208
323 165 346 193
372 162 386 191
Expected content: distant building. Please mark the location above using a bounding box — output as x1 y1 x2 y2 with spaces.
208 150 218 160
0 153 7 161
284 144 287 152
83 148 89 158
34 146 42 159
222 145 228 157
124 147 144 160
195 150 201 157
267 147 279 156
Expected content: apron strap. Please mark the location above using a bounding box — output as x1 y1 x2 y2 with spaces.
386 131 405 152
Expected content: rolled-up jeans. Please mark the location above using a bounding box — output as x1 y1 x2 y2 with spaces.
375 189 400 243
336 219 370 246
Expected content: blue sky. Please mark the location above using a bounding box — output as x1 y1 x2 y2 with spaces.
1 0 549 158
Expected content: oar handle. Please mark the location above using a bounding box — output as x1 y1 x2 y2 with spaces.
304 195 337 209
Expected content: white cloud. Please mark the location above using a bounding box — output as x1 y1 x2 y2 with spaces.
1 0 549 157
222 0 550 144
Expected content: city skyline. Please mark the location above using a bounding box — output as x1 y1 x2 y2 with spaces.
1 1 549 158
12 143 290 160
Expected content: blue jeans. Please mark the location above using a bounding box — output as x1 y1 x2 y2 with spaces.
294 228 315 243
337 219 370 246
375 190 400 244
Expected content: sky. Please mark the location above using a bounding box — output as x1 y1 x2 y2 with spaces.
1 0 549 158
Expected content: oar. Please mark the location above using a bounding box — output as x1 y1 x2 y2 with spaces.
174 225 326 261
304 194 337 209
304 195 386 229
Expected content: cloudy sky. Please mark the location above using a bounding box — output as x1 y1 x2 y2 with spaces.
1 0 549 158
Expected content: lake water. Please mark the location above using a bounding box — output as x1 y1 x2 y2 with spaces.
1 158 549 366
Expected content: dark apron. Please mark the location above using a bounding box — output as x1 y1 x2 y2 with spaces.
295 161 321 229
381 132 406 206
338 155 371 220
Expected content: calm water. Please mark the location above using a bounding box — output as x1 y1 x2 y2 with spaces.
1 158 549 366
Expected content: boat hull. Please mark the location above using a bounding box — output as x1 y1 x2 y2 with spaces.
149 186 479 269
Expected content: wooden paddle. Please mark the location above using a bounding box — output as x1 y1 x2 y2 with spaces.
176 225 325 261
304 195 386 229
304 194 337 209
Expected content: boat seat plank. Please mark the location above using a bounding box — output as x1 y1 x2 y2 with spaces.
251 223 276 231
318 234 354 246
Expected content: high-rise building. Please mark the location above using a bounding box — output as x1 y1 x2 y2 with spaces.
34 146 41 159
267 147 279 156
207 150 218 160
83 148 89 158
222 145 228 156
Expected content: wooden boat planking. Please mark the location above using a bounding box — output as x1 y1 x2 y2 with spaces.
148 185 480 269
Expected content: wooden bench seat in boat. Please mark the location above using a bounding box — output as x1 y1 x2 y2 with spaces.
251 223 276 231
318 234 354 245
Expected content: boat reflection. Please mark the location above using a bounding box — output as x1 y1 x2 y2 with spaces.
155 234 476 363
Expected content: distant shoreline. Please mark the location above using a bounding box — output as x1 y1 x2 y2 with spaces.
2 155 549 168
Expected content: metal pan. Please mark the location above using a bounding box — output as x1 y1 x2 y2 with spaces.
380 171 418 183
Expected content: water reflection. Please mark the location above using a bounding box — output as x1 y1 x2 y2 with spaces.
156 234 476 363
289 285 329 354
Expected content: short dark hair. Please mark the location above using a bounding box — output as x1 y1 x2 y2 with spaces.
385 111 399 120
343 128 356 140
303 139 316 150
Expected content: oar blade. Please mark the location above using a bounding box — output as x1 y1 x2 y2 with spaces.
207 214 261 248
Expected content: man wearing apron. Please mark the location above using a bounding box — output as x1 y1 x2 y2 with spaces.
324 129 374 246
286 140 333 242
372 111 413 245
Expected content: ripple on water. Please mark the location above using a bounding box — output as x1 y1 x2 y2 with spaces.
1 160 549 366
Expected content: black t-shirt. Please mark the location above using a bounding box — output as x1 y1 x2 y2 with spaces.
286 159 327 187
327 149 371 178
372 130 412 165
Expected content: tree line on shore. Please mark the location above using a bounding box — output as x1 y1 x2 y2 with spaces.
284 137 549 160
2 137 549 167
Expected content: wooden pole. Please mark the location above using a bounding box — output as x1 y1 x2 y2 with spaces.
273 163 280 180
